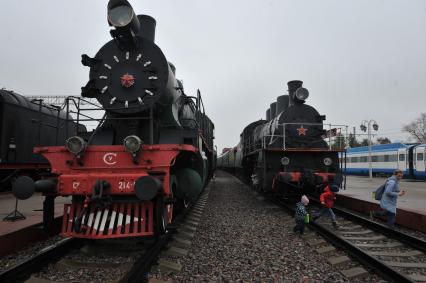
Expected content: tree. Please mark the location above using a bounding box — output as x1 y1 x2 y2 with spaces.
331 133 346 149
360 138 369 147
376 137 391 144
403 113 426 143
348 133 360 147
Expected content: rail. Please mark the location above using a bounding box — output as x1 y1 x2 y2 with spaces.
275 198 418 283
324 200 426 253
0 238 81 283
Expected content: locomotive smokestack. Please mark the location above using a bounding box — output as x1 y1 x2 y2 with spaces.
137 15 156 42
266 109 271 121
287 80 303 106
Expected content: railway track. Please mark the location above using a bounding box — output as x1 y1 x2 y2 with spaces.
0 191 207 283
0 238 81 283
276 198 426 283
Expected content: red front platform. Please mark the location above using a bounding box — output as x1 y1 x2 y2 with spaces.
35 144 198 239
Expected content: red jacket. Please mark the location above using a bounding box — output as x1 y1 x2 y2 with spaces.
320 186 336 208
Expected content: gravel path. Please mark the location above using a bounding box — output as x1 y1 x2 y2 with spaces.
169 171 371 282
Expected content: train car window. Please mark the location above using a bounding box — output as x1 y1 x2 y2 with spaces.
389 154 398 162
384 155 389 162
372 156 378 162
360 156 367 162
417 153 424 161
377 155 385 162
399 154 405 161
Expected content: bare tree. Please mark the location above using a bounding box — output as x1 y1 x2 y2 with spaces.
360 138 369 147
403 113 426 143
376 137 391 144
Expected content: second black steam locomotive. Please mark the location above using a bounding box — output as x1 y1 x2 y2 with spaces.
218 80 344 197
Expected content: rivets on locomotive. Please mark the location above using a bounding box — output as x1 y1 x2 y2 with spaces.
126 52 129 60
136 53 142 61
99 76 108 80
145 90 154 96
101 86 108 94
113 56 119 62
104 63 112 70
137 97 144 104
143 61 151 67
110 97 117 104
125 101 129 108
148 76 158 80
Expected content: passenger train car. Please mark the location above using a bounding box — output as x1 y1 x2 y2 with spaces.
344 143 426 179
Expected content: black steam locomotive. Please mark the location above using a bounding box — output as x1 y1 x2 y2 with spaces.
218 80 344 197
13 0 215 238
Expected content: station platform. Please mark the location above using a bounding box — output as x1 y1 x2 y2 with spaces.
341 176 426 214
0 193 69 256
338 176 426 233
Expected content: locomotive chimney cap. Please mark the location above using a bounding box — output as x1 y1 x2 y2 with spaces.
287 80 303 92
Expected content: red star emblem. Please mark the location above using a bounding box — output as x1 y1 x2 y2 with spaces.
120 73 135 88
297 125 307 136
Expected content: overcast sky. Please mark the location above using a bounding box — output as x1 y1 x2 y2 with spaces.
1 0 425 151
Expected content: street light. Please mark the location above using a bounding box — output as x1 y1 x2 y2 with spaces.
360 119 379 180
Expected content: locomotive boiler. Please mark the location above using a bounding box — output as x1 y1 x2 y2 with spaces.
13 0 215 239
219 80 344 198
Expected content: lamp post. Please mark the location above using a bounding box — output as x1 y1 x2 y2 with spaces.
360 120 379 180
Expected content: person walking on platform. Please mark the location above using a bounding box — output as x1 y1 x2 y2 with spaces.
293 195 309 235
313 183 339 228
370 169 406 229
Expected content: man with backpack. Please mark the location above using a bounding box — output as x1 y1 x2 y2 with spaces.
370 169 406 229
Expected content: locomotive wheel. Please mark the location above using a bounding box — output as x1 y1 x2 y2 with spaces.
154 196 167 235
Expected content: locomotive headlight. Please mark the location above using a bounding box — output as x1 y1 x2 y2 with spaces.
295 87 309 101
323 157 333 166
108 5 134 27
65 136 86 155
124 135 142 153
281 157 290 166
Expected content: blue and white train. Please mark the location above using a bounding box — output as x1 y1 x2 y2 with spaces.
343 143 426 179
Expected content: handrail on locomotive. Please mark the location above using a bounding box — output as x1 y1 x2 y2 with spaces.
243 122 349 154
30 92 210 148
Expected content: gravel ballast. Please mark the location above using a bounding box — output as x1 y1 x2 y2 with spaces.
0 235 63 273
159 171 382 282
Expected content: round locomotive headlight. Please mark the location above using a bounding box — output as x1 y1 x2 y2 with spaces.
65 136 86 155
281 157 290 166
108 5 135 28
324 157 333 166
295 87 309 101
124 135 142 153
